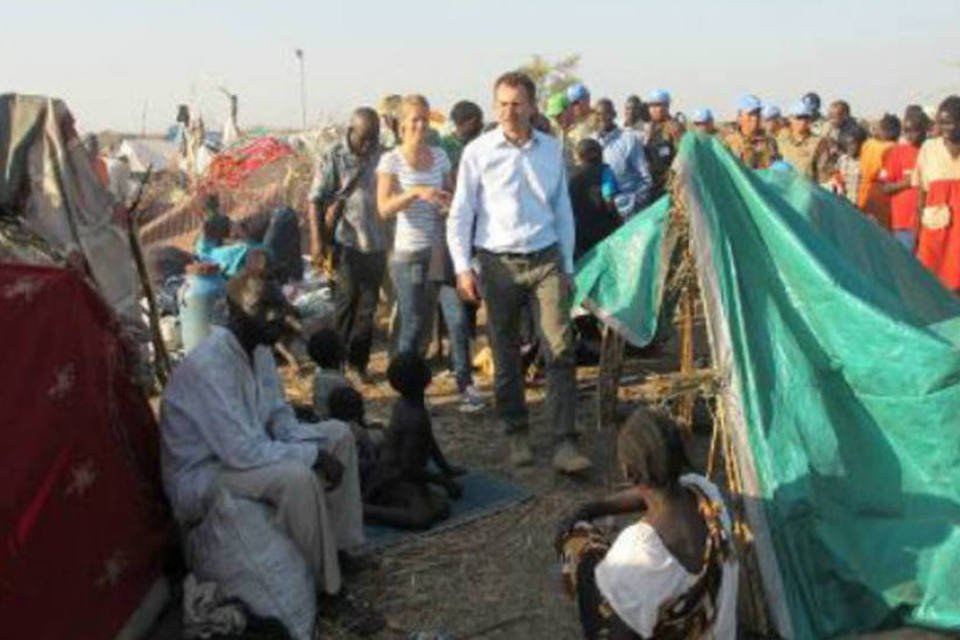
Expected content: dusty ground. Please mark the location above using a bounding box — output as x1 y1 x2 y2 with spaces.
149 323 953 640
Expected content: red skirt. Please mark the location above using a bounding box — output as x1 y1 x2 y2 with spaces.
917 179 960 291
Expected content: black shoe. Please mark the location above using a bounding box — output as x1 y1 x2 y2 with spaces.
338 550 379 576
317 591 385 636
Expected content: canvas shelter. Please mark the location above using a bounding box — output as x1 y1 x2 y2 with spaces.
575 133 960 639
0 94 172 639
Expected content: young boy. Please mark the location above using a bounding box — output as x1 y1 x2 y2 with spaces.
831 126 867 206
328 386 379 492
859 114 901 227
881 111 928 250
569 138 622 260
308 327 353 420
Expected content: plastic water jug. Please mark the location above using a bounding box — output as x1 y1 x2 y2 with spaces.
178 262 227 353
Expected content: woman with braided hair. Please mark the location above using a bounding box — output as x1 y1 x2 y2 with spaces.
556 408 739 639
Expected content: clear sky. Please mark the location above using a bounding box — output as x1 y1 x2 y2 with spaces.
3 0 958 133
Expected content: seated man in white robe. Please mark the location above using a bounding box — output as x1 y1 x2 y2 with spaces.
160 265 383 635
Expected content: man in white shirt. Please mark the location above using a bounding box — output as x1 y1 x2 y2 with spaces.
447 71 591 474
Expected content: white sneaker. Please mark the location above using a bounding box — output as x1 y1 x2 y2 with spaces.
458 384 486 414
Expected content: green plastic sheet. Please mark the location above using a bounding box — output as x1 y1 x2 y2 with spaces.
578 133 960 638
573 197 671 346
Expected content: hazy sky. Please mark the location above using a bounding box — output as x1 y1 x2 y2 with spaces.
4 0 958 133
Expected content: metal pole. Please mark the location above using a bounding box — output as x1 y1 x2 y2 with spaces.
296 49 306 129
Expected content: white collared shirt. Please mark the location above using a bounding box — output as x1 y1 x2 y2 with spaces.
447 127 576 274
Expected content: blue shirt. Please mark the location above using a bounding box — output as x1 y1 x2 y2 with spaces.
447 127 576 274
594 126 652 215
195 236 261 278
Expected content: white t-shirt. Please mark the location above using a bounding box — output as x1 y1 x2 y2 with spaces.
594 474 739 639
377 146 451 253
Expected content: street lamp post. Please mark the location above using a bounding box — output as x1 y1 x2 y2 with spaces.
295 48 306 129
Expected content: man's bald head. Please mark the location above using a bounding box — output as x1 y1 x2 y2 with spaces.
596 98 616 132
349 107 380 155
226 256 289 347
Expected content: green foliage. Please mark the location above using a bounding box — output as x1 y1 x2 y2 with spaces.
516 54 581 108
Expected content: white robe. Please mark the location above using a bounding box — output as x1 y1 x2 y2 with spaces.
160 327 365 589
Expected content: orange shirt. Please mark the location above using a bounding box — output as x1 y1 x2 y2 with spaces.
858 138 894 227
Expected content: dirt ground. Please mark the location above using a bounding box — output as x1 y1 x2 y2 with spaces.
148 323 953 640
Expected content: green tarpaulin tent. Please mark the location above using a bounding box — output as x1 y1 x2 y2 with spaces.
574 133 960 639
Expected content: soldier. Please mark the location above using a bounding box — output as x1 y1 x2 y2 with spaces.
777 101 829 180
566 83 596 148
723 95 780 169
761 104 784 140
545 92 572 139
691 108 717 135
545 92 575 169
644 89 685 200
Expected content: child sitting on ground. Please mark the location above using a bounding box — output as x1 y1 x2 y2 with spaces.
363 352 465 530
328 386 381 492
308 327 352 420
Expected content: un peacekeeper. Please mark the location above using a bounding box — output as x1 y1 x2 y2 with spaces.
644 89 685 200
566 83 596 148
691 108 717 135
761 103 784 140
777 100 829 180
723 94 780 169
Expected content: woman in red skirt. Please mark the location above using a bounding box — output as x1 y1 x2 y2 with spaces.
915 96 960 292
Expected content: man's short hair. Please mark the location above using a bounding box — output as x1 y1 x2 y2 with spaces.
387 351 432 398
832 100 851 117
878 113 902 140
494 71 536 104
450 100 483 125
352 107 379 128
307 327 345 369
575 138 603 165
329 386 364 423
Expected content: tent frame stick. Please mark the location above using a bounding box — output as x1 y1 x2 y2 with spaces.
127 166 171 387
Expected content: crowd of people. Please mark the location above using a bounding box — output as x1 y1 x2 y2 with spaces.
156 67 960 638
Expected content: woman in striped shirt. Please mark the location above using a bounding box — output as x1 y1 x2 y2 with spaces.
376 95 453 356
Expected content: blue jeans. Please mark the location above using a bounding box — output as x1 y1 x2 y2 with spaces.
893 229 917 252
437 284 473 392
390 251 432 356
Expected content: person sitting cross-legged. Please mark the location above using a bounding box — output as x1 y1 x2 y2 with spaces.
556 408 739 639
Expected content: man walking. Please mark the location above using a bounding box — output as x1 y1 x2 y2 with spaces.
447 72 591 473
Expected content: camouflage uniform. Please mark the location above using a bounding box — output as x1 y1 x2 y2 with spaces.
777 132 828 181
564 113 597 172
645 118 685 200
722 129 780 169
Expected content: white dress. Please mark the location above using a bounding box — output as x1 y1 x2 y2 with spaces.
594 474 739 639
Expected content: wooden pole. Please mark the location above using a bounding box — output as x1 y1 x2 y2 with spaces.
125 166 171 387
597 325 625 489
677 280 696 432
